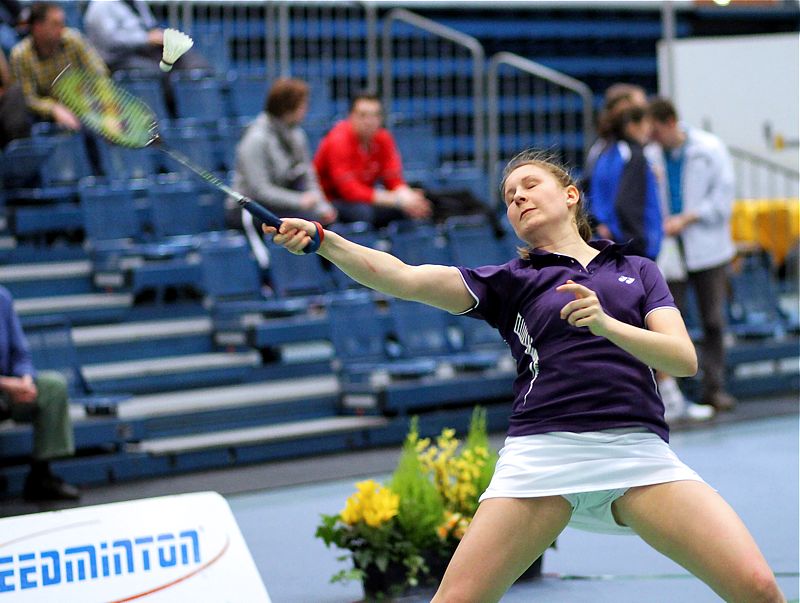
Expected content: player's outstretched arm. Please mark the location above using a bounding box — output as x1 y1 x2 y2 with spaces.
266 219 474 314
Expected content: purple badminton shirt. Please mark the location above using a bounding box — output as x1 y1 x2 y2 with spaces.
458 240 675 442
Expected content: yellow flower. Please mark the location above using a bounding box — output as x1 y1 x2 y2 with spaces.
340 480 399 528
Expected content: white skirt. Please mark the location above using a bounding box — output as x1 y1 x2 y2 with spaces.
480 430 706 534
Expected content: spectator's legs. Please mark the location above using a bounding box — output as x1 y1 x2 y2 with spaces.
0 84 32 149
332 201 405 229
13 371 79 501
31 371 74 460
688 263 735 410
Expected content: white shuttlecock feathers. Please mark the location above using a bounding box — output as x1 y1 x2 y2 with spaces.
159 28 194 72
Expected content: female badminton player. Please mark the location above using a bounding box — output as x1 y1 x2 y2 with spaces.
265 149 785 603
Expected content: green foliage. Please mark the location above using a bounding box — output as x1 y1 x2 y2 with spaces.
388 417 446 551
464 406 498 503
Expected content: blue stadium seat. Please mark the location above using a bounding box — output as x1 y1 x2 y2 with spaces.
147 177 213 239
226 71 267 120
327 291 437 384
728 251 787 339
24 315 128 415
114 72 170 122
79 179 142 244
444 215 510 267
0 137 52 189
96 138 159 182
158 124 220 176
386 221 452 266
199 233 263 301
387 298 499 370
172 73 227 123
265 240 335 298
391 120 439 173
25 129 95 194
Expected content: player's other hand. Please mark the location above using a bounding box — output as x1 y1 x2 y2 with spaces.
556 279 610 336
263 218 316 255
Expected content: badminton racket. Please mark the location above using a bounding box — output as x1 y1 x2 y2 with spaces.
50 65 321 253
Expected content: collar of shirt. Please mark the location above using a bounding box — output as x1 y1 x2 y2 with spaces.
522 239 628 268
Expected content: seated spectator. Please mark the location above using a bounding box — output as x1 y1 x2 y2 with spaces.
0 0 25 53
314 91 432 228
9 1 107 131
0 285 80 501
83 0 209 75
229 77 336 269
588 105 662 260
0 45 30 148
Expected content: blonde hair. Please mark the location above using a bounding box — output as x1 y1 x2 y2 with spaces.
500 149 592 258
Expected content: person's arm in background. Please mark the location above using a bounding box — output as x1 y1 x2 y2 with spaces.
0 291 37 404
374 129 431 218
665 137 734 236
83 2 150 57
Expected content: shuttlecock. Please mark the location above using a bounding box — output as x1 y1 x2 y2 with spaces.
159 28 194 72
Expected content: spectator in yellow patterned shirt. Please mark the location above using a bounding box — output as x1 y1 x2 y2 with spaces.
9 1 107 130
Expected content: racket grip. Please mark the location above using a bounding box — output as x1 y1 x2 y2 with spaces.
242 200 321 254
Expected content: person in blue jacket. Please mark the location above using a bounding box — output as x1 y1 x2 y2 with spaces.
589 105 662 260
0 285 79 501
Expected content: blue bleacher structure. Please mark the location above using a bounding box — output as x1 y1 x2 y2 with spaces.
2 3 798 500
443 214 511 267
226 70 268 120
172 72 228 124
387 221 452 266
728 250 796 338
23 315 130 416
114 72 170 122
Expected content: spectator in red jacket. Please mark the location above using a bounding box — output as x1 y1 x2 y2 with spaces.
313 91 431 228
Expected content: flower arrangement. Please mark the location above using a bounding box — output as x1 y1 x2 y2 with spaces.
315 407 499 599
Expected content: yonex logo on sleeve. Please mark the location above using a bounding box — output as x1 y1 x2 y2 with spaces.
618 276 636 284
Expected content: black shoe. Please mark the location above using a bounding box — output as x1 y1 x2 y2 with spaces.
23 473 81 502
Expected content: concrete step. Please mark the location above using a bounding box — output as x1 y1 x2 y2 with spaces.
14 292 133 315
0 259 92 282
129 415 388 455
72 317 213 346
83 351 262 382
117 374 340 419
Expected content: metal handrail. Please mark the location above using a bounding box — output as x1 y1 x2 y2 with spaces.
728 145 799 200
382 8 485 170
487 51 594 203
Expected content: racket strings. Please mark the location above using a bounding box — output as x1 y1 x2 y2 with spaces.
51 66 158 149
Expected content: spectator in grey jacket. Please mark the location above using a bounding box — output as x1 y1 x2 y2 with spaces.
647 97 737 414
229 77 336 268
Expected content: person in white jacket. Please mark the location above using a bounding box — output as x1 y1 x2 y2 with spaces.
647 97 737 413
84 0 207 73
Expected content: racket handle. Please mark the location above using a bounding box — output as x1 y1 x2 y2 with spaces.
241 199 321 254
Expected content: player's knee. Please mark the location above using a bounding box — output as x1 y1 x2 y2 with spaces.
738 567 784 603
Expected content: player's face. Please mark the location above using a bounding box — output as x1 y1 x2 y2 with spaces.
503 163 578 240
349 99 382 142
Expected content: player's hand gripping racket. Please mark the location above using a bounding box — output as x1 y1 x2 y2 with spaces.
51 65 320 253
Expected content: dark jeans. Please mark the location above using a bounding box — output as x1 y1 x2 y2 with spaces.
668 262 730 401
333 200 405 229
0 83 31 148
